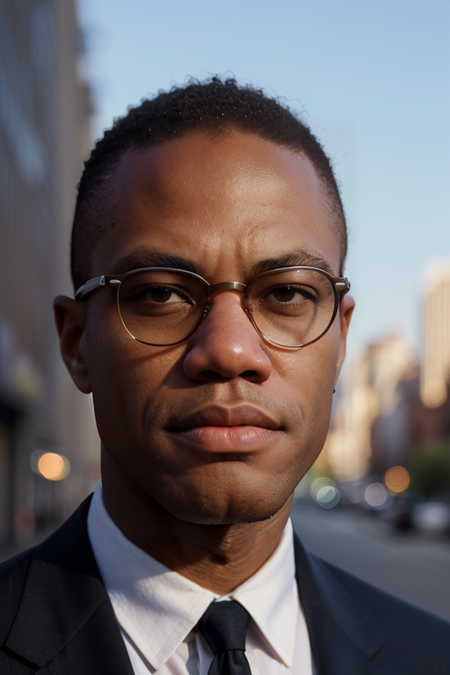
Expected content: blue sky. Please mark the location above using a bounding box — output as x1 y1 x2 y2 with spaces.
77 0 450 362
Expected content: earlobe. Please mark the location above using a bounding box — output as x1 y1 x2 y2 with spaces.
53 295 92 394
334 294 355 385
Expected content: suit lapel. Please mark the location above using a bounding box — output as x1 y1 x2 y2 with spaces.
5 497 134 675
294 534 385 675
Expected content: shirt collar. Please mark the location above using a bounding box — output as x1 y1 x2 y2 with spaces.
88 482 298 670
230 518 298 666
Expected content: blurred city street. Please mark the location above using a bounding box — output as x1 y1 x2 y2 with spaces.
291 500 450 622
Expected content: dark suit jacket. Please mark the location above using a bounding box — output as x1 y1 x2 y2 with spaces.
1 496 449 674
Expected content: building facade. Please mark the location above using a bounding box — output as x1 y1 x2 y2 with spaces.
0 0 99 546
322 335 418 481
420 259 450 409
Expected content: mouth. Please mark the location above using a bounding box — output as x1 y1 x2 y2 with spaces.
167 404 283 453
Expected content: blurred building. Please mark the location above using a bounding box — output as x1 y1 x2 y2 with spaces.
322 335 418 480
0 0 99 546
321 260 450 483
319 354 377 481
420 259 450 409
368 336 418 474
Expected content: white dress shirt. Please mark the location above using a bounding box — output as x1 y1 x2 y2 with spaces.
87 482 315 674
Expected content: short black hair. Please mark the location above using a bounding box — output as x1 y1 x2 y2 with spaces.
72 77 347 291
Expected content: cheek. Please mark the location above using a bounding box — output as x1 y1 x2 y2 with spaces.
276 334 339 399
275 337 339 452
306 337 340 409
83 317 181 451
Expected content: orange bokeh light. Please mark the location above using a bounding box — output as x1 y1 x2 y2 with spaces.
384 466 410 494
37 452 70 481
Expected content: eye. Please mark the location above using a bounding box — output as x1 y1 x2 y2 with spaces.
263 285 314 304
122 282 194 310
142 286 186 304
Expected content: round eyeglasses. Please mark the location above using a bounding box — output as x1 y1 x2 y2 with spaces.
75 266 350 350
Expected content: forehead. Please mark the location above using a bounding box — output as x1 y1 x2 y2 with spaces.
90 131 342 277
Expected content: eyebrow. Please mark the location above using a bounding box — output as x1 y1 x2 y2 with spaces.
251 251 335 277
110 247 335 278
110 250 198 275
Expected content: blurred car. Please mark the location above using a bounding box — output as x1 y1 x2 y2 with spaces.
384 493 423 531
411 501 450 534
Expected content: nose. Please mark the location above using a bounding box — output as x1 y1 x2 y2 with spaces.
182 291 273 383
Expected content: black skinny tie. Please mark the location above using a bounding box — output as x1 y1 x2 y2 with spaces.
197 600 252 675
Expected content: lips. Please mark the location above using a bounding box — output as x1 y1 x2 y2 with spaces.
167 403 282 453
169 404 281 432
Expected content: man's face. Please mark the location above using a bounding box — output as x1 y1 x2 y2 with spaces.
76 130 353 525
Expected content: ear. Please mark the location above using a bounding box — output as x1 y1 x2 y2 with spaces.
54 295 92 394
335 294 355 385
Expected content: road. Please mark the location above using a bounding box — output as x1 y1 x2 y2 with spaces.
291 500 450 622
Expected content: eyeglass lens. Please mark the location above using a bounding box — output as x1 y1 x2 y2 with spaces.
117 268 337 347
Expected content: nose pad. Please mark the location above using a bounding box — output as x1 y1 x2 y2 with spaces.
243 296 253 316
182 292 272 382
202 294 252 326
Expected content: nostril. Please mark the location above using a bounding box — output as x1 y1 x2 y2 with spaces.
196 369 261 383
197 370 235 383
241 370 258 380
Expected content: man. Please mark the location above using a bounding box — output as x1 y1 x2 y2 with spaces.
1 78 449 674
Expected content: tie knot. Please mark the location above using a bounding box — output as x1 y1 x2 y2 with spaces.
198 601 249 653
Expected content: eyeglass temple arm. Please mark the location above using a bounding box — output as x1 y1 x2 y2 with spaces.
335 278 351 296
75 275 106 300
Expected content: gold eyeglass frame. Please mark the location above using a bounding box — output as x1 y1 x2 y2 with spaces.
75 265 351 350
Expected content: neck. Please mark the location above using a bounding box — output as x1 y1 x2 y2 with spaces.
101 452 293 595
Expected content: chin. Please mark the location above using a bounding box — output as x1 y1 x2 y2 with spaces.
191 512 277 526
150 460 301 526
165 491 290 526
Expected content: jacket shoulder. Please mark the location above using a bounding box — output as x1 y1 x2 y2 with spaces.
294 534 450 673
0 497 135 675
320 554 450 664
323 554 450 624
0 546 36 643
